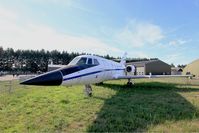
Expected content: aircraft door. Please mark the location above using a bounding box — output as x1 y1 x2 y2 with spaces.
93 59 104 83
101 60 109 80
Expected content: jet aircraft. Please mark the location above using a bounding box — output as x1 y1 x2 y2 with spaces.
20 54 190 96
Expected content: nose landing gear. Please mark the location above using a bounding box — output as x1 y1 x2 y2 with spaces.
84 84 92 97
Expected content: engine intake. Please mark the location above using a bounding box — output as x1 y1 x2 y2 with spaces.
126 65 136 74
126 66 132 72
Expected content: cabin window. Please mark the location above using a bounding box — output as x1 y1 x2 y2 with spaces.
94 59 99 65
76 57 87 65
87 58 93 65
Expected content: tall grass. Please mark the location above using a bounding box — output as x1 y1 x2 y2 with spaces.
0 78 199 132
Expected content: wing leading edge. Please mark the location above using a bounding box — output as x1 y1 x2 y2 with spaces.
116 75 192 79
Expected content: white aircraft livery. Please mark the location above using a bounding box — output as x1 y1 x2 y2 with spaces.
20 54 190 96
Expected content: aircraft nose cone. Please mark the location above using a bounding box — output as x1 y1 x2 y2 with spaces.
20 71 63 86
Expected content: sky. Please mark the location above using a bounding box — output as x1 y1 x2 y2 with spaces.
0 0 199 65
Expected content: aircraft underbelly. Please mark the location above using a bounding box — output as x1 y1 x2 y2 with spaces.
62 77 80 86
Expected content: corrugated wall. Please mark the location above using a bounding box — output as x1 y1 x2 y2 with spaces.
183 59 199 78
145 61 171 75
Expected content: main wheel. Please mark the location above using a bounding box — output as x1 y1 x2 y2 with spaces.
127 81 133 86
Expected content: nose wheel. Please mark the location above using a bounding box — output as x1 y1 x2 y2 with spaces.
84 84 92 97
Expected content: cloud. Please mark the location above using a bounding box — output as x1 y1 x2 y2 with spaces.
168 39 188 46
30 0 95 14
31 0 73 6
116 20 164 48
161 53 188 65
0 7 122 56
0 6 18 20
165 53 181 62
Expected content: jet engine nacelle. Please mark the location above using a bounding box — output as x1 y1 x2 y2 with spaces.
126 65 136 75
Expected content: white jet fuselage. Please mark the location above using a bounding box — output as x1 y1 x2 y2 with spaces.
62 55 125 86
20 54 191 87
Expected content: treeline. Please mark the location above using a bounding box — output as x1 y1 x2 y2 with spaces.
0 47 160 73
0 47 116 73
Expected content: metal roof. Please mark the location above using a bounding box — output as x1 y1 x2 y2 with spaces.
127 60 159 67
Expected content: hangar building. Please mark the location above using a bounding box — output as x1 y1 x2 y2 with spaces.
48 64 66 72
127 60 171 75
47 59 66 72
171 67 183 75
183 59 199 78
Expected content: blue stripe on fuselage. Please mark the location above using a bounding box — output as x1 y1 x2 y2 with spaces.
63 69 124 81
60 64 97 76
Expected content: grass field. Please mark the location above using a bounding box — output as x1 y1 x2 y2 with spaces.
0 78 199 132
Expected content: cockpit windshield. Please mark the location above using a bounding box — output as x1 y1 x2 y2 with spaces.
68 57 80 65
76 57 87 65
68 57 100 66
68 57 87 65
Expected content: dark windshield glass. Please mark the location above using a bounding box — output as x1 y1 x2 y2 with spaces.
77 57 87 65
87 58 92 65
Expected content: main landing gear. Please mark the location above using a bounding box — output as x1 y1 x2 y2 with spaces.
127 79 134 86
84 84 92 97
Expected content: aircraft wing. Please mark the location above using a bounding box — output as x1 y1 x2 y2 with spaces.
116 75 192 79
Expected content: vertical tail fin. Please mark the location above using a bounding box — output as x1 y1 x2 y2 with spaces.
120 52 127 65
